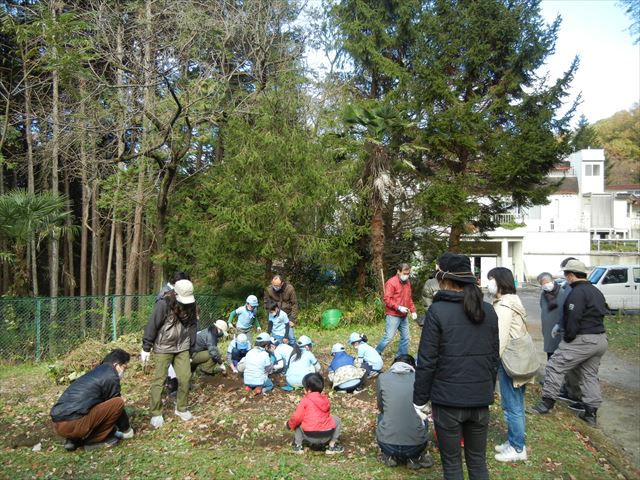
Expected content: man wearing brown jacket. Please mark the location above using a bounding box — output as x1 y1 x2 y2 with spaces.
264 274 298 343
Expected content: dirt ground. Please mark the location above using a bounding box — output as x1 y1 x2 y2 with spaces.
518 288 640 468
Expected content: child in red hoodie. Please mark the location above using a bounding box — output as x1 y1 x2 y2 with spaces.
286 373 344 454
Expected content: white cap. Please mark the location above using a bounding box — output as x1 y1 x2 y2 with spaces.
236 333 248 345
214 320 228 336
174 279 195 304
297 335 313 347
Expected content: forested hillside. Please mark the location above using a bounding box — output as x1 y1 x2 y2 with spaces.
593 105 640 185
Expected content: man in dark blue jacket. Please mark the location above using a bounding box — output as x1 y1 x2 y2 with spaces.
50 349 132 451
532 259 608 426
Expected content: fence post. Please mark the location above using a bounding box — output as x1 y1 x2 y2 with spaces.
35 298 42 362
111 295 117 341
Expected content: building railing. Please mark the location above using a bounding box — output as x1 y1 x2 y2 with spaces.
591 239 640 253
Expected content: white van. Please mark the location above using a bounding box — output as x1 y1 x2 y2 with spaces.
588 265 640 312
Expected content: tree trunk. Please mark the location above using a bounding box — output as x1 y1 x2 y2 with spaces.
125 0 153 315
371 205 385 295
24 54 37 296
448 224 463 253
264 258 273 284
49 45 60 300
91 180 103 296
63 171 75 296
114 9 125 317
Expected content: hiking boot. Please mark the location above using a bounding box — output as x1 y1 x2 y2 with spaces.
63 439 79 451
494 440 510 453
150 415 164 429
325 444 344 455
557 389 580 403
567 401 586 412
578 406 597 426
531 397 555 414
495 445 527 462
174 409 193 421
380 452 397 467
292 443 304 454
407 452 434 469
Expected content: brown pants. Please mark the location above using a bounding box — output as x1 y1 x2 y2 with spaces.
53 397 125 444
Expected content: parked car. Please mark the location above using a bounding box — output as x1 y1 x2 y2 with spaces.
588 265 640 312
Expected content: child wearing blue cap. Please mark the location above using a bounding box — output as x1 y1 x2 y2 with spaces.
349 332 383 378
283 335 321 391
226 333 251 374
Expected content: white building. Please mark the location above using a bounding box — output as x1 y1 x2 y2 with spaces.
465 149 640 286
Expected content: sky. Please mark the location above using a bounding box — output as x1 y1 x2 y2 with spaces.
539 0 639 124
303 0 639 125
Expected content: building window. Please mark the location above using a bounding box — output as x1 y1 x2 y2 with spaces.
585 164 601 176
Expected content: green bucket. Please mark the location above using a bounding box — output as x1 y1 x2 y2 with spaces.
321 309 342 330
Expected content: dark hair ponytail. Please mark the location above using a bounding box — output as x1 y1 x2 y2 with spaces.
462 283 486 324
290 341 303 362
360 334 368 343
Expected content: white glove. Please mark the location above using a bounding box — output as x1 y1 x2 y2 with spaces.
257 326 262 332
220 363 227 373
411 312 418 320
413 403 430 421
140 350 150 365
551 324 562 338
398 306 409 314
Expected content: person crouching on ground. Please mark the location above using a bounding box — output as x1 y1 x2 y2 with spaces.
50 349 133 451
328 343 366 393
377 354 433 470
266 301 292 344
242 332 274 395
191 320 228 377
141 279 198 429
227 333 251 373
286 373 344 455
283 335 321 391
349 332 383 378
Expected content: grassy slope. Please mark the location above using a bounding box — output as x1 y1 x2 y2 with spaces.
0 325 635 480
604 314 640 362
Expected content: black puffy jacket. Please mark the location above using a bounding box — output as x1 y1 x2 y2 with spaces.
50 363 121 422
413 290 499 408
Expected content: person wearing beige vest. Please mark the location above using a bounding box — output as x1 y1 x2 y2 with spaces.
488 267 534 463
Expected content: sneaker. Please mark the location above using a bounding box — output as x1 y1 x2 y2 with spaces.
114 428 134 440
578 406 597 427
325 444 344 455
150 415 164 429
244 386 252 392
380 452 397 467
494 445 527 462
292 443 304 454
567 401 586 412
281 385 294 392
494 440 510 453
367 371 379 379
63 439 79 451
407 452 434 469
174 409 193 421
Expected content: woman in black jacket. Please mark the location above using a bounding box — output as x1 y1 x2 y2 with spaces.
413 253 499 480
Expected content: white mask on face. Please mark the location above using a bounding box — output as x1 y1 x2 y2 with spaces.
116 365 125 379
542 282 555 292
399 274 409 282
487 278 498 296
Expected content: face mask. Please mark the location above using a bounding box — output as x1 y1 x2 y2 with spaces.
542 282 555 292
399 274 409 282
487 279 498 296
116 366 125 379
246 305 254 311
273 286 281 292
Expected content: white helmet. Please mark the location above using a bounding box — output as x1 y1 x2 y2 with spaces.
331 343 345 355
246 295 259 307
349 332 363 345
214 320 228 336
297 335 313 347
236 333 249 346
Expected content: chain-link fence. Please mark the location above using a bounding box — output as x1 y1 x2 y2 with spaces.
0 294 219 361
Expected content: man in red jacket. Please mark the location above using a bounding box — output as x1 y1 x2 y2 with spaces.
376 263 416 357
286 373 344 455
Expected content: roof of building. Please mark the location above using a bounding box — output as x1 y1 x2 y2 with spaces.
605 184 640 192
